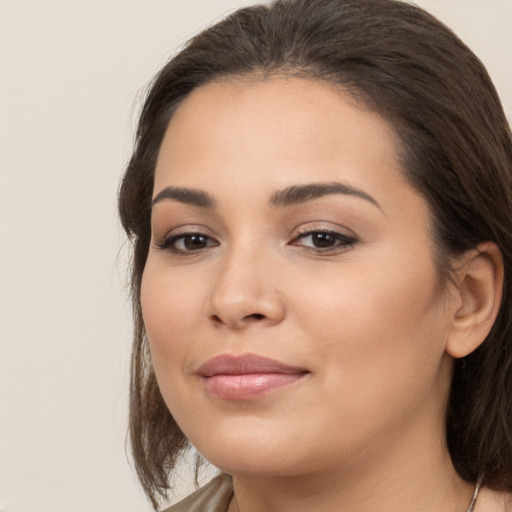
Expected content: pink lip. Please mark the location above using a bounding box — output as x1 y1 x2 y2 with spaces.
197 353 309 400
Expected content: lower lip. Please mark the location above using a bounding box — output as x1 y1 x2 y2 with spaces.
203 373 306 400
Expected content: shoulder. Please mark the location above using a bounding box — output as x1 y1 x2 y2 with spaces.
161 474 233 512
477 487 512 512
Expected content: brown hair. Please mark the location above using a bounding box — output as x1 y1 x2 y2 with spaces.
118 0 512 507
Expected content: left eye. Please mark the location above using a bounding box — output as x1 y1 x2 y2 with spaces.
292 231 356 250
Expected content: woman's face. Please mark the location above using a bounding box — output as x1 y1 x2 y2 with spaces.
141 77 456 478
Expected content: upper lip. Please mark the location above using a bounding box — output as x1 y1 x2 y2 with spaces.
197 353 309 377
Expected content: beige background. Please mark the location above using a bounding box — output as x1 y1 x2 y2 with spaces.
0 1 510 511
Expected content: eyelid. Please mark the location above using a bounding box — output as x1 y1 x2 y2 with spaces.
294 223 356 237
293 221 358 240
153 223 214 243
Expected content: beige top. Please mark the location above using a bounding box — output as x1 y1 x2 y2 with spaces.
162 474 233 512
162 473 510 512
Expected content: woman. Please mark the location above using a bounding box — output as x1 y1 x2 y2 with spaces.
118 0 512 510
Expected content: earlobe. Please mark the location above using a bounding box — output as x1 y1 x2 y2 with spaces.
446 242 504 359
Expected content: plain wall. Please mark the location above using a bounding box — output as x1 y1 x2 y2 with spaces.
0 1 510 511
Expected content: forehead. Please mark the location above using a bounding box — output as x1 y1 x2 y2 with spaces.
158 77 398 165
154 77 420 217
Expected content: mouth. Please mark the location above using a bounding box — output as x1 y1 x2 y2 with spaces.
197 353 310 400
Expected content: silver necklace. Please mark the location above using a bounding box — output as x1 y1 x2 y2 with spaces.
233 474 484 512
466 473 484 512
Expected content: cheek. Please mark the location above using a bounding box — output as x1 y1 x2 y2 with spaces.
290 248 448 388
291 269 449 447
140 263 211 432
140 261 204 383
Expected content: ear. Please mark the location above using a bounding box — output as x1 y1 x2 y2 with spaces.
446 242 504 359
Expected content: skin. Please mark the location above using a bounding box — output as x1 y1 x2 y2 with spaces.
141 77 500 511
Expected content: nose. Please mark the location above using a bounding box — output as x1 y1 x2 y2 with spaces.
206 245 286 330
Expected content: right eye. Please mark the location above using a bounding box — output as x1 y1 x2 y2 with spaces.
157 232 219 254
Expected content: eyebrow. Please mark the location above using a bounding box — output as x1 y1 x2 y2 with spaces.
270 182 381 210
151 181 381 211
152 186 216 208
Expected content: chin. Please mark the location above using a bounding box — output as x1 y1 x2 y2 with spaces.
203 449 304 479
188 419 305 477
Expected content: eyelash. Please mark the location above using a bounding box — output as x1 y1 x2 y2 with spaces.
156 228 357 255
292 228 357 252
156 232 219 254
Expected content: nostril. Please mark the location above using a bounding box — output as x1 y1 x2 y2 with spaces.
245 313 265 321
208 312 268 327
210 314 223 324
